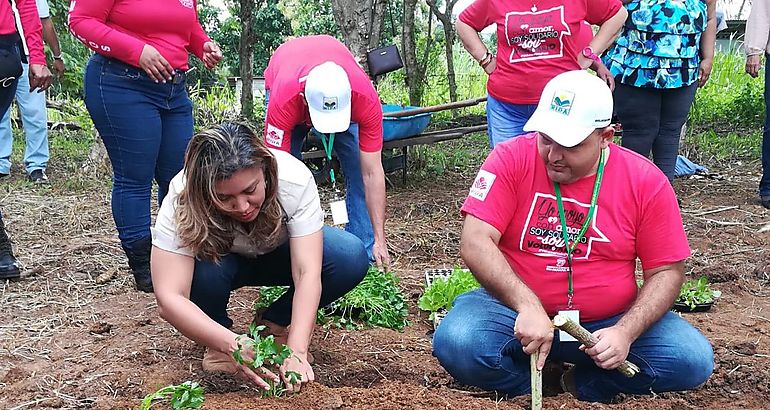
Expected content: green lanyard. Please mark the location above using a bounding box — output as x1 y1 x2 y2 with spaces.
318 133 336 186
553 149 606 308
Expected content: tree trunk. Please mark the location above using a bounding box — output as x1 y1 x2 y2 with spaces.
330 0 387 67
426 0 459 105
402 0 432 106
239 0 257 118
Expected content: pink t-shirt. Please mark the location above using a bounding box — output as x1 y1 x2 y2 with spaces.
461 133 690 321
263 35 383 153
68 0 211 70
459 0 621 104
0 0 44 65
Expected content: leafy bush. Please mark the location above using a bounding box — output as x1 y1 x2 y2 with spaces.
676 276 722 310
418 267 480 318
253 266 409 330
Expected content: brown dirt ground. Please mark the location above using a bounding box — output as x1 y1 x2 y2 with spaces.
1 143 769 409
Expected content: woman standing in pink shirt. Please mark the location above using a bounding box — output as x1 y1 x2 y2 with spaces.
0 0 52 281
69 0 222 292
456 0 627 148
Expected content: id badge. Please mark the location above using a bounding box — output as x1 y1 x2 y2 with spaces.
557 309 580 342
329 196 348 226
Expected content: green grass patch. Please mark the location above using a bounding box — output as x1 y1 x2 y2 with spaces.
690 52 765 131
684 129 763 162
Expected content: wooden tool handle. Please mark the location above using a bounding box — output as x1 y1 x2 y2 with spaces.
553 314 641 378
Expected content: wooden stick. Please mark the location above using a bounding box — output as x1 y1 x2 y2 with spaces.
530 352 542 410
381 97 488 117
553 314 641 378
690 205 739 217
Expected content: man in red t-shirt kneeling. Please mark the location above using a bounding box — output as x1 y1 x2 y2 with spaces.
432 71 713 403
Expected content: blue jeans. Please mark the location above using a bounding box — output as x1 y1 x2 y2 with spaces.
84 54 193 250
433 288 714 403
486 93 537 148
265 91 374 260
189 226 369 328
761 54 770 198
614 82 699 182
0 63 48 174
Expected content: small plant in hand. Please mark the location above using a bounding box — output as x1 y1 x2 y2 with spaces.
676 276 722 311
138 381 204 410
253 266 409 330
232 323 302 397
418 267 480 319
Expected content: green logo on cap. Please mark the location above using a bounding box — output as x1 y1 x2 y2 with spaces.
549 90 575 116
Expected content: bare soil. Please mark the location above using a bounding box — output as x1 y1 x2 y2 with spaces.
1 149 769 409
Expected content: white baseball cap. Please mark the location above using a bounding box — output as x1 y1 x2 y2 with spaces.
523 70 613 147
304 62 352 133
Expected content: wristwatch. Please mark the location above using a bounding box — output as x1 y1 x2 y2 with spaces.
582 46 600 63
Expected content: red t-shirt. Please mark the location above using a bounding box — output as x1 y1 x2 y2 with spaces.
461 133 690 321
68 0 211 70
0 0 44 65
459 0 621 104
263 35 383 153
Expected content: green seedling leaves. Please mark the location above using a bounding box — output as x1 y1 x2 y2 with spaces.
677 276 721 310
231 326 302 397
418 267 480 315
286 370 302 385
253 266 410 331
139 381 204 410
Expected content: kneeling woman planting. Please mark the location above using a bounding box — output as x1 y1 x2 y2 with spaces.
150 122 368 391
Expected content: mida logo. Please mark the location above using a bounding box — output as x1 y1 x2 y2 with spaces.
322 97 338 111
549 89 575 116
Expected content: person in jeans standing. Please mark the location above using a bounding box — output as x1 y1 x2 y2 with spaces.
151 122 368 393
0 0 64 184
432 71 713 402
0 0 53 280
68 0 222 292
455 0 627 148
745 0 770 209
263 35 390 269
603 0 717 183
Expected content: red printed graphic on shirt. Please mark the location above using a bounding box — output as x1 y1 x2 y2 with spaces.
519 192 609 263
504 6 571 63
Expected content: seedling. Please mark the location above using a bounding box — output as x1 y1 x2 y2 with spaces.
138 381 204 410
676 276 722 311
232 323 302 397
322 266 409 330
253 286 289 311
418 267 480 320
253 266 409 331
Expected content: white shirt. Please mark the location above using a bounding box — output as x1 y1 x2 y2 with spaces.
151 149 324 258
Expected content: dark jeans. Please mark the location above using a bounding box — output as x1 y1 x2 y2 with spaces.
614 82 699 182
0 39 20 123
761 54 770 197
189 226 369 328
433 289 714 403
83 54 193 250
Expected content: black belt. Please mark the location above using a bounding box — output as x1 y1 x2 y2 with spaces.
94 54 187 84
